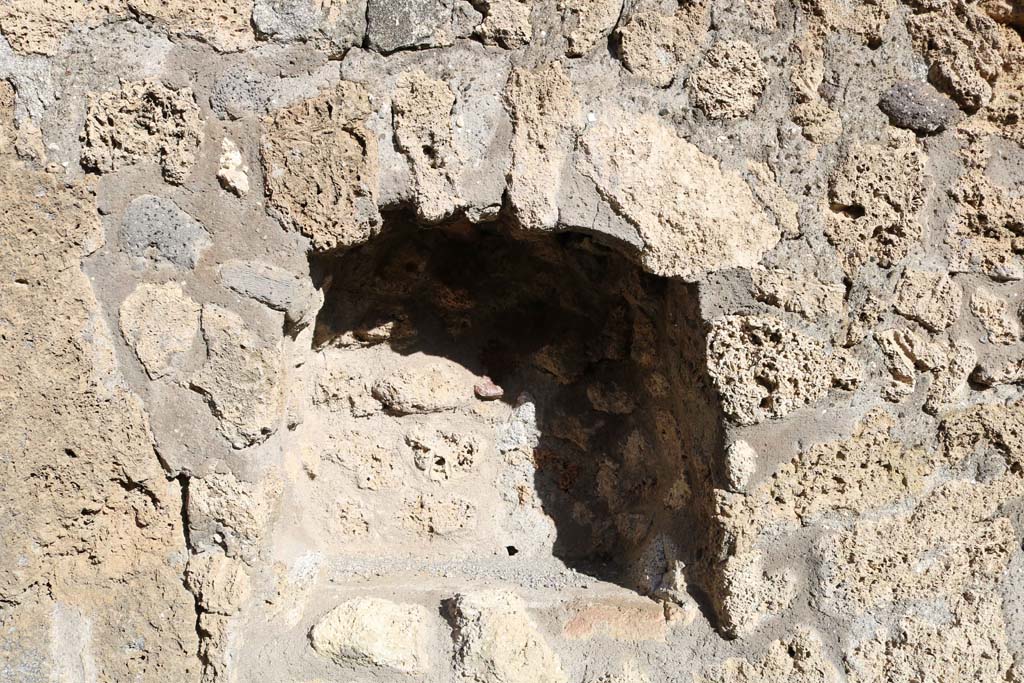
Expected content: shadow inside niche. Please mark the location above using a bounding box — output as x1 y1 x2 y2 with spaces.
310 213 724 604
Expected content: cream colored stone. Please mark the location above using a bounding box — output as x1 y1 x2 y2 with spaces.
750 268 845 319
190 305 283 449
81 80 203 185
506 62 580 231
905 0 1003 111
791 99 843 144
324 497 370 537
923 338 976 414
187 470 282 562
323 424 404 491
560 0 622 56
449 590 568 683
947 131 1024 281
874 326 935 401
371 355 476 414
392 71 459 222
971 285 1020 343
473 0 533 48
405 492 477 536
185 552 251 615
723 440 757 492
826 133 924 272
702 627 841 683
118 281 200 379
815 480 1015 617
893 269 962 332
310 598 431 674
984 31 1024 146
873 327 972 406
705 315 860 425
713 410 933 564
788 27 843 144
403 424 484 481
745 162 801 238
217 138 249 196
0 104 198 679
261 83 381 251
688 39 768 120
128 0 255 52
713 550 796 637
776 410 930 522
942 400 1024 472
0 0 125 55
578 112 780 280
846 593 1013 682
616 5 709 87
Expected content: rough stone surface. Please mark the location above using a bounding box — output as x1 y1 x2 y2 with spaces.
5 1 1024 681
261 83 381 251
946 129 1024 281
186 470 281 561
750 268 845 319
561 0 622 57
0 97 198 680
971 285 1020 343
366 0 454 53
506 61 578 231
0 0 125 55
712 550 797 637
701 628 841 682
893 269 963 332
217 138 249 196
81 80 203 185
688 39 768 120
128 0 255 52
120 194 211 268
371 355 477 414
825 133 925 271
252 0 366 55
309 598 431 674
723 440 757 492
208 61 340 120
878 80 960 134
189 305 283 448
119 281 201 379
392 70 459 222
449 590 568 683
905 0 1003 112
616 5 708 88
705 315 860 425
185 552 251 616
218 259 322 330
577 112 780 279
473 0 533 49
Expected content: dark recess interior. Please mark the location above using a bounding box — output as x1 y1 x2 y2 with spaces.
310 214 724 602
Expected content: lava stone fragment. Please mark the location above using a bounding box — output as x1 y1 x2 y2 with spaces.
365 0 454 53
878 80 959 135
120 195 210 269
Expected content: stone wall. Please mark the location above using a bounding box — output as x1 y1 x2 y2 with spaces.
1 0 1022 681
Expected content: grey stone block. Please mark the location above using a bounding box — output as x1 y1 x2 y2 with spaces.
218 259 323 330
365 0 455 53
120 195 210 269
